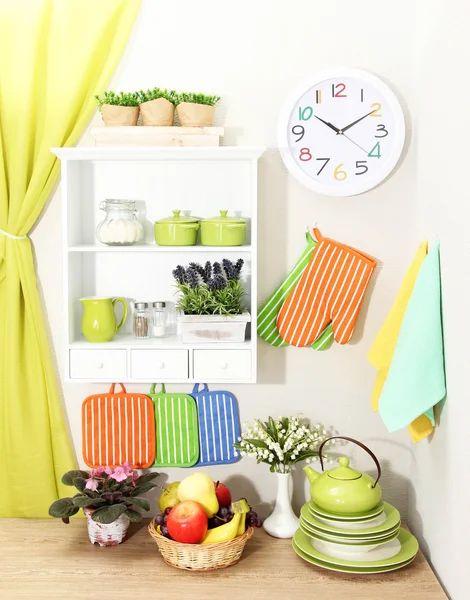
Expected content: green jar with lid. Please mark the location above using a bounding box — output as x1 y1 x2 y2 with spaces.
154 210 199 246
200 210 246 246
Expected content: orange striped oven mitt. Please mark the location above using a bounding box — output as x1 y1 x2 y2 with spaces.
82 383 155 469
277 228 376 347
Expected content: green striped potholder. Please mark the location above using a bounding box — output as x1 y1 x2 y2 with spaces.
257 232 334 351
149 384 199 467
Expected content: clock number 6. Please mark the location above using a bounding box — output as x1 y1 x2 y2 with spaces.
299 148 312 161
291 125 305 142
334 164 347 181
375 124 388 138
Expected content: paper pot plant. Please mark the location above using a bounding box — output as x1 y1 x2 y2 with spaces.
49 464 159 546
175 92 220 127
172 258 250 342
138 87 178 126
95 90 140 126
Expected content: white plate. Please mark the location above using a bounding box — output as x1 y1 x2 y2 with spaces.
309 500 384 521
314 511 386 530
299 518 400 544
313 537 401 562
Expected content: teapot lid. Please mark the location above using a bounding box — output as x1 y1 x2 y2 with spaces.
155 210 199 224
327 457 362 481
203 210 246 224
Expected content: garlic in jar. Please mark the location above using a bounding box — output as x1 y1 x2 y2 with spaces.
96 200 144 246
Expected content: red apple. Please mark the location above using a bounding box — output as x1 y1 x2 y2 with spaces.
214 481 231 507
167 500 208 544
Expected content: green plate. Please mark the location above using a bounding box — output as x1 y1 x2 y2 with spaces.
299 518 400 545
294 528 418 568
292 539 416 574
301 502 400 537
309 500 384 521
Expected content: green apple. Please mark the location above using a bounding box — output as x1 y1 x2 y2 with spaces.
158 481 180 513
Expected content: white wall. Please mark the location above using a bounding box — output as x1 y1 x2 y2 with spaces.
407 2 470 598
34 0 418 533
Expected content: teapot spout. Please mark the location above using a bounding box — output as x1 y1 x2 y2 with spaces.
303 466 320 484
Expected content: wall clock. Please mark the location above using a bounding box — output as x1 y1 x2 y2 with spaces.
278 68 405 197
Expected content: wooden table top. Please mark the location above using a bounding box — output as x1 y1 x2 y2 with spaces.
0 519 446 600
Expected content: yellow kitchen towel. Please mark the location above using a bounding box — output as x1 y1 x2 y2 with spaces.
377 242 446 435
368 241 428 411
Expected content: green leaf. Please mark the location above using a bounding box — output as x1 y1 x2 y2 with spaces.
73 477 87 492
72 496 106 508
135 472 160 485
61 470 89 486
49 498 80 518
123 496 150 511
124 509 143 522
243 438 268 450
90 503 128 524
131 482 157 496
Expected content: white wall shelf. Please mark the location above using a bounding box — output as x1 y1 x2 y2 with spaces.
52 145 264 384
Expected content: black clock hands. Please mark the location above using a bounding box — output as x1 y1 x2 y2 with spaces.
340 110 374 134
314 115 341 134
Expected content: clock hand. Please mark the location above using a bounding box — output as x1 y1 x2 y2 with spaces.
340 110 374 134
314 115 341 134
342 133 368 154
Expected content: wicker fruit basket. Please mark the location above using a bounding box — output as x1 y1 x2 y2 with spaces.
148 518 254 571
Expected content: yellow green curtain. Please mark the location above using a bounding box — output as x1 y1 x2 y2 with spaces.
0 0 141 517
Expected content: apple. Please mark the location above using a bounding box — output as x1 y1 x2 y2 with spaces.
214 481 231 508
167 500 208 544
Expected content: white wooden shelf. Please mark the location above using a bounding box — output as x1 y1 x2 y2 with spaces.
51 146 265 161
67 244 253 253
68 334 252 350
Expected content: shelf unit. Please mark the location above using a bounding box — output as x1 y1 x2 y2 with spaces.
52 146 265 384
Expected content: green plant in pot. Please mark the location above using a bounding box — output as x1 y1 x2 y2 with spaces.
173 259 250 343
138 87 178 126
175 91 221 127
95 90 140 126
49 463 159 546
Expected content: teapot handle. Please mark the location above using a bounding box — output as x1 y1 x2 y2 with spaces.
318 436 381 488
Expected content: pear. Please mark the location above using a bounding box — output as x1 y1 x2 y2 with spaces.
177 472 219 517
158 481 180 513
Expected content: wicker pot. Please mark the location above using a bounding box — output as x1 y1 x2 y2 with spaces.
148 519 254 570
176 102 215 127
84 508 130 546
140 98 175 126
101 104 139 126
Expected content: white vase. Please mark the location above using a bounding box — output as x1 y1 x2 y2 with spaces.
263 472 299 538
84 508 130 546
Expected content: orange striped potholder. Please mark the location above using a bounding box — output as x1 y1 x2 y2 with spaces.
82 383 155 469
277 228 377 347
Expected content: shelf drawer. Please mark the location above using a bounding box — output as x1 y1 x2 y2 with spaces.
69 349 127 380
130 349 189 380
193 349 252 380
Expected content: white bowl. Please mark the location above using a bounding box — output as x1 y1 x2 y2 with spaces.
314 511 387 530
312 537 401 561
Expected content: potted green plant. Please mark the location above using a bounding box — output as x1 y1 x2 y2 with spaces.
48 463 159 546
95 90 140 126
175 92 221 127
172 258 250 342
138 87 178 126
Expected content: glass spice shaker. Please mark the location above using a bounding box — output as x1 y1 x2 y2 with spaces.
152 301 166 338
133 302 150 339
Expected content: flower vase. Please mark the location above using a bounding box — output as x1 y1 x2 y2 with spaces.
263 472 299 538
84 508 130 546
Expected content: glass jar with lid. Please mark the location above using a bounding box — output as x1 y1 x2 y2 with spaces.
133 302 150 339
152 301 167 337
96 199 144 246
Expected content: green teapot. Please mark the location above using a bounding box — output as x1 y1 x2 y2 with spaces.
304 436 382 515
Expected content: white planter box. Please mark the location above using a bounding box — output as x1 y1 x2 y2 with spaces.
179 312 251 343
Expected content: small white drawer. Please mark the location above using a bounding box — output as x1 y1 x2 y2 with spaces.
69 349 127 380
193 349 252 380
130 349 188 380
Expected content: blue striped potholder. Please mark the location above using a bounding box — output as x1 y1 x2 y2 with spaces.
191 384 241 465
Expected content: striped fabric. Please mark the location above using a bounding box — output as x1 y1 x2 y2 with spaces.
191 384 240 465
277 228 376 347
149 384 199 468
257 232 334 351
82 385 155 469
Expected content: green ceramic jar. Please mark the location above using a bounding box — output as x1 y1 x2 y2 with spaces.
200 210 246 246
154 210 199 246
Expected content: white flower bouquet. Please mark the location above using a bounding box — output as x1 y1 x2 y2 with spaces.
234 415 332 473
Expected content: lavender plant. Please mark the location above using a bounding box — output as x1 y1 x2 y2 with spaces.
172 259 245 315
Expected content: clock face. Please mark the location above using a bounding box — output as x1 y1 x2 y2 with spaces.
278 68 405 196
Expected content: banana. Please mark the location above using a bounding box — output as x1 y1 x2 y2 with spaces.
201 513 241 545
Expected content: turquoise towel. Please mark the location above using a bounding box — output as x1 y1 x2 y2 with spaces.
378 242 446 432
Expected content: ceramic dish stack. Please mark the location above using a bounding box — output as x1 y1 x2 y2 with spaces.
293 436 419 574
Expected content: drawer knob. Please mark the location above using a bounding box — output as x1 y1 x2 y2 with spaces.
219 361 228 370
96 362 104 369
156 361 165 369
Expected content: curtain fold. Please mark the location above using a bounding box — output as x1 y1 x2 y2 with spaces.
0 0 141 517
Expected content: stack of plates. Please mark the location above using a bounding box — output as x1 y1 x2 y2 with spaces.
292 500 419 574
